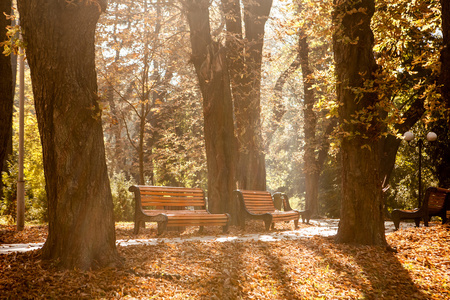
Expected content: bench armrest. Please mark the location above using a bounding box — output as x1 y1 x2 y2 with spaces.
273 192 294 211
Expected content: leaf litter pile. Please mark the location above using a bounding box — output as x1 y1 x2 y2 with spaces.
1 221 449 299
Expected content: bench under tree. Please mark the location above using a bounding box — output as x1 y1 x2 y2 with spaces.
391 186 450 230
129 185 230 234
234 189 309 231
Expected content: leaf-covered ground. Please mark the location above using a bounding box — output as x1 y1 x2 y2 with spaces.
1 221 449 299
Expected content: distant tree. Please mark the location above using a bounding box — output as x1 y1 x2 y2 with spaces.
97 0 205 188
265 1 336 216
223 0 272 191
295 1 336 218
333 0 387 246
183 0 237 216
0 0 14 201
18 0 123 269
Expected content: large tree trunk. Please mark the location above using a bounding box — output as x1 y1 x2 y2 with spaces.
184 0 237 219
222 0 272 191
435 0 450 188
333 0 387 246
441 0 450 116
0 0 14 201
18 0 123 270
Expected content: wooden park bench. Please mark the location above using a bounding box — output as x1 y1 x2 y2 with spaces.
391 186 450 230
129 185 230 235
234 189 309 231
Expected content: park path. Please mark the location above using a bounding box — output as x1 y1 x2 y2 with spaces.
0 219 412 254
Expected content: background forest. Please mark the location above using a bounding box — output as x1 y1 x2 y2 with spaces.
0 0 447 224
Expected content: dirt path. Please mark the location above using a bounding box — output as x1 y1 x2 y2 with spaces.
0 219 416 254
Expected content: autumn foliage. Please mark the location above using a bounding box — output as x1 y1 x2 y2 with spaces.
1 222 449 299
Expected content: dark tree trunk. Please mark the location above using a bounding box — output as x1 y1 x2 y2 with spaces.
0 0 14 201
18 0 123 270
441 0 450 118
434 0 450 187
184 0 237 219
378 97 424 188
333 0 387 246
222 0 272 191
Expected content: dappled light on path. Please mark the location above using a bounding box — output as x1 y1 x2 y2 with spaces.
1 221 448 298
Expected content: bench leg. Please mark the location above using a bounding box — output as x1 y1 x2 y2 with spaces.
441 213 447 224
222 224 229 233
271 222 275 230
134 220 143 234
240 214 246 231
294 219 299 229
414 218 421 227
264 221 271 231
393 219 400 231
198 226 204 233
263 215 273 231
302 211 311 224
157 221 167 235
423 216 429 227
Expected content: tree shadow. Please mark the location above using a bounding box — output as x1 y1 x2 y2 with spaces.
297 236 429 299
0 234 431 299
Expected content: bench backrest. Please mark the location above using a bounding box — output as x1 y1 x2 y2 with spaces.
236 190 276 214
130 185 206 210
426 187 450 214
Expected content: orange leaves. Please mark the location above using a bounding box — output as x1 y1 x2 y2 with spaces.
1 222 450 299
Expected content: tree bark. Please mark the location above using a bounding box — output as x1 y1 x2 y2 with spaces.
18 0 123 270
184 0 238 219
333 0 387 246
299 30 320 217
222 0 272 191
441 0 450 117
0 0 14 201
434 0 450 188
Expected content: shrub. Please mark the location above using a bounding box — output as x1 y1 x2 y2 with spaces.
110 171 134 222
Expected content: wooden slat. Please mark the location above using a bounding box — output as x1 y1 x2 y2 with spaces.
132 185 230 233
237 189 300 226
137 185 203 192
167 221 227 224
428 191 446 213
137 185 207 209
143 209 209 215
243 192 276 214
141 191 203 198
141 200 205 206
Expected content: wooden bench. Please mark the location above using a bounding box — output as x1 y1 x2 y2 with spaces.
273 192 311 224
391 186 450 230
129 185 230 234
234 190 309 231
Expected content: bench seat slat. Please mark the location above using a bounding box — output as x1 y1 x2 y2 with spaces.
129 185 230 234
141 200 205 207
235 189 305 231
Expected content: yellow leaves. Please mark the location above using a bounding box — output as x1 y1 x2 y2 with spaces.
285 29 296 36
346 7 368 16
